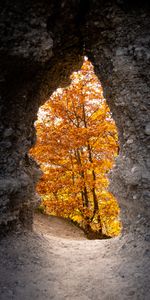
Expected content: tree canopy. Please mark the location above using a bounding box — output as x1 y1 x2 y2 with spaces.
30 58 121 238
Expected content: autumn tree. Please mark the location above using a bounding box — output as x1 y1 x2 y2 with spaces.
30 58 121 238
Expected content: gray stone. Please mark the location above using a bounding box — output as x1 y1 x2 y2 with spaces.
145 123 150 135
0 0 150 240
3 128 14 138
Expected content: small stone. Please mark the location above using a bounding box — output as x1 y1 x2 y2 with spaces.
145 235 150 242
121 244 126 249
145 123 150 135
144 249 149 255
126 138 134 144
3 128 13 137
128 291 135 296
134 273 141 278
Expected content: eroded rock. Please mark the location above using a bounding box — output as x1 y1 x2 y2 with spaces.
0 0 150 236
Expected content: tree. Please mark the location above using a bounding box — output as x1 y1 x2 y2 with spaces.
30 58 121 238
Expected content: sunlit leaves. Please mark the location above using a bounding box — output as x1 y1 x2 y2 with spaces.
30 59 121 237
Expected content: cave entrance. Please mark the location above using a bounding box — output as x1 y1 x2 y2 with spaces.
30 57 121 239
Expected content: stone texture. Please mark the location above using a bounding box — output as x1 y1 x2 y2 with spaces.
84 1 150 234
0 0 150 236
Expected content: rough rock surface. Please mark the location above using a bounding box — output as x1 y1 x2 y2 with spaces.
0 0 149 243
84 1 150 235
0 2 150 298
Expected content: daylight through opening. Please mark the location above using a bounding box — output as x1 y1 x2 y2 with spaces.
30 58 121 239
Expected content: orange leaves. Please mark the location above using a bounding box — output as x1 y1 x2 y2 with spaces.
30 58 121 237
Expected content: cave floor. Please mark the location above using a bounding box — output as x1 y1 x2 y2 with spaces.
0 213 149 300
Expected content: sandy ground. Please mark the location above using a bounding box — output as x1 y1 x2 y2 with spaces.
0 213 149 300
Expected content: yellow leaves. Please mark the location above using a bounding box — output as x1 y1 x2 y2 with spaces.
30 58 121 237
102 219 122 237
72 214 83 223
99 191 121 236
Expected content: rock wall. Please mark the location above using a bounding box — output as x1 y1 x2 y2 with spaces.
0 0 149 236
84 1 150 235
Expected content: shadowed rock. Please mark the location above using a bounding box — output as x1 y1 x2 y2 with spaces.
0 0 150 238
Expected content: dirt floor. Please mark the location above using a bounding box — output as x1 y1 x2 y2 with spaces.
0 213 149 300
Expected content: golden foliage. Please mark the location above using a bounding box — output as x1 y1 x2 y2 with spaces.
30 58 121 237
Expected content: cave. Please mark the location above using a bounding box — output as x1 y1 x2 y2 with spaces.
0 0 150 240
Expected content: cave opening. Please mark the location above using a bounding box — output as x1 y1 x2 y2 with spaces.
30 57 121 239
0 1 150 298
